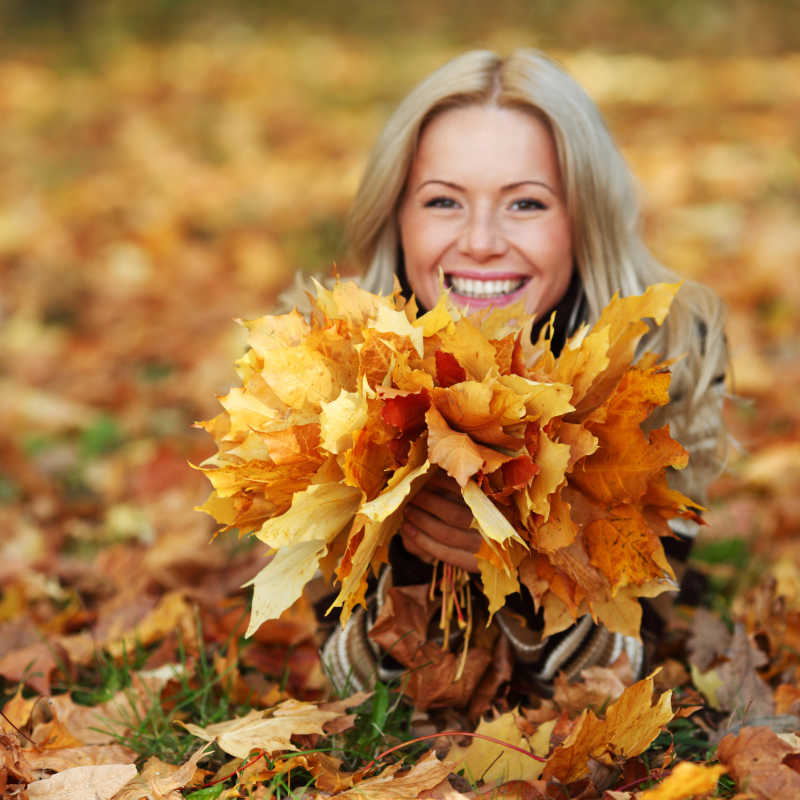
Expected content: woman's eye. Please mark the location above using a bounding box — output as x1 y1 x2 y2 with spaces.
510 198 546 211
424 196 459 209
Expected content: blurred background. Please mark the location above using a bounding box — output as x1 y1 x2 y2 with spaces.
1 1 799 633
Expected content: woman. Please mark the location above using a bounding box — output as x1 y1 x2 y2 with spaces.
317 49 727 709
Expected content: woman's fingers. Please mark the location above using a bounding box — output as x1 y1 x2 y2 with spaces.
411 488 474 529
399 474 482 571
401 520 479 572
404 502 480 551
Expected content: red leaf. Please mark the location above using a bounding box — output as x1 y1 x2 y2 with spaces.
502 455 540 490
381 391 430 435
435 350 467 387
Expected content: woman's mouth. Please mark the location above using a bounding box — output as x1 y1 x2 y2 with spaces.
447 274 527 300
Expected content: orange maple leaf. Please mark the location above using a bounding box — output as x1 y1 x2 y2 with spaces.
543 672 674 784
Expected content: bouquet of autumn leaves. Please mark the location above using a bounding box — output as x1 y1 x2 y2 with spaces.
197 279 700 643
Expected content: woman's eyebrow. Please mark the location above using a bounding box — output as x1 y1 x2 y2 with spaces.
502 180 556 194
416 179 464 191
415 179 557 194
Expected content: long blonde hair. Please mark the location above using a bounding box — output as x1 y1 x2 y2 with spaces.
309 49 727 501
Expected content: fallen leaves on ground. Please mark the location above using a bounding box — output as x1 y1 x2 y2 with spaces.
0 17 798 800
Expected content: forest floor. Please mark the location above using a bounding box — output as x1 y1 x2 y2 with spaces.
1 20 799 799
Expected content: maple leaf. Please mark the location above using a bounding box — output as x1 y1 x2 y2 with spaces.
435 349 467 386
450 710 553 784
543 672 674 784
332 446 431 622
426 404 510 487
244 539 330 636
181 699 346 759
638 760 726 800
431 380 526 448
320 387 369 454
526 430 571 519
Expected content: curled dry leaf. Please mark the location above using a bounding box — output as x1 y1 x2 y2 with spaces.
110 743 212 800
716 725 800 799
198 280 698 641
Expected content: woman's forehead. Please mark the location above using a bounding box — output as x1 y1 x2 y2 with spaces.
409 105 562 191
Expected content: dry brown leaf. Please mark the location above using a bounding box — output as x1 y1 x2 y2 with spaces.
110 744 212 800
26 763 138 800
367 583 494 709
687 608 732 671
0 639 63 695
180 699 346 759
0 732 34 786
714 624 775 717
326 750 456 799
552 660 633 715
25 743 138 772
717 726 800 799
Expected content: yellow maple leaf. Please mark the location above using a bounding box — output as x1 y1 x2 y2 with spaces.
373 303 424 357
478 560 521 620
584 504 673 593
435 315 499 380
450 710 554 784
333 445 430 622
319 386 369 454
497 373 574 425
255 482 362 549
543 672 674 784
527 430 571 519
639 760 726 800
431 380 526 448
244 539 329 636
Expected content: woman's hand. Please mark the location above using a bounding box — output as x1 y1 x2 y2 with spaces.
401 473 482 572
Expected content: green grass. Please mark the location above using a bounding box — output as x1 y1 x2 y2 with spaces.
40 607 425 797
95 628 249 768
336 680 426 771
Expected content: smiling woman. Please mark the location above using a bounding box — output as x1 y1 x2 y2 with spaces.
302 49 729 712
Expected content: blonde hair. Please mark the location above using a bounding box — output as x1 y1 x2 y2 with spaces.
305 49 727 501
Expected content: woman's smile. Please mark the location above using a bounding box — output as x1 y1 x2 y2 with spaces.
444 272 530 307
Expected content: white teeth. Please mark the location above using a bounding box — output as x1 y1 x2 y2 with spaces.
448 276 525 299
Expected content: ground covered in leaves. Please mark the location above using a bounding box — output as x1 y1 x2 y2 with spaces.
1 12 800 800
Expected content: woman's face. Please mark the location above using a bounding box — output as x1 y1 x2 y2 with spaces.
398 105 573 316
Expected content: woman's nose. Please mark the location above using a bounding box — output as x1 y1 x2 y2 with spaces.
457 212 508 261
